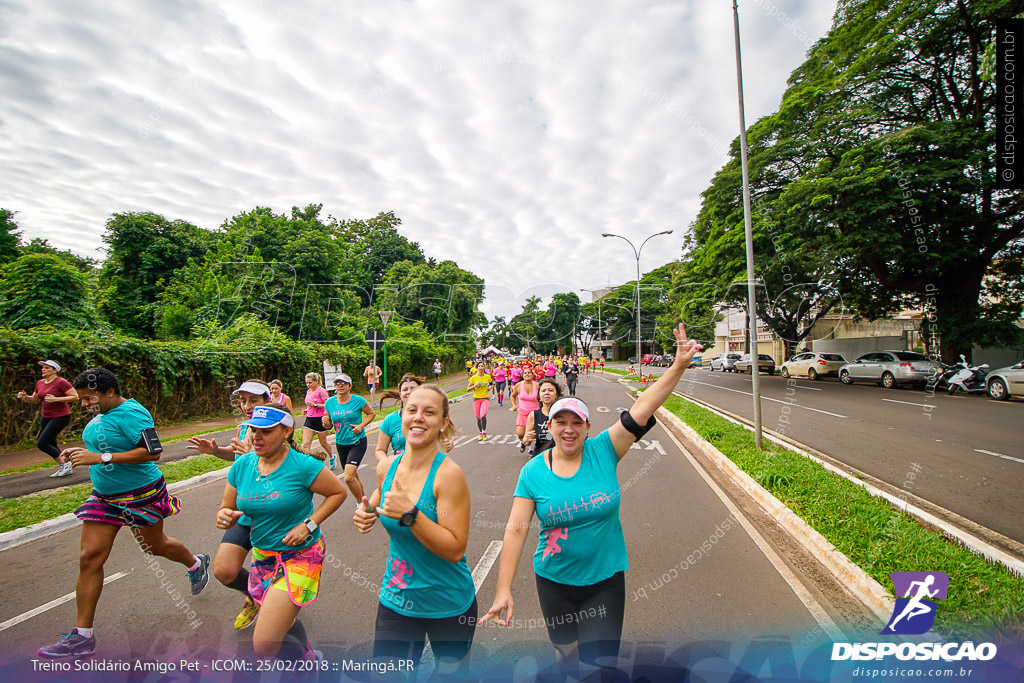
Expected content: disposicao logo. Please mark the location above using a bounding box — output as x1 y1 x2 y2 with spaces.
881 571 948 635
831 571 998 663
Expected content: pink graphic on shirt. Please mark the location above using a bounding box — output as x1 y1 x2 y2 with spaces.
387 559 414 589
589 492 611 506
542 527 568 561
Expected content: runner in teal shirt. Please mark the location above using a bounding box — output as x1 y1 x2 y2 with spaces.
353 383 476 673
322 375 375 507
378 409 405 455
81 398 161 495
482 323 704 673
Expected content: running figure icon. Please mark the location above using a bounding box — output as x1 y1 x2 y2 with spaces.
881 571 949 635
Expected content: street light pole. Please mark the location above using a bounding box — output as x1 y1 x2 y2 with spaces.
732 0 764 449
602 231 673 368
379 309 391 393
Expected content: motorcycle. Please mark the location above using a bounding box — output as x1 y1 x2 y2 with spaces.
947 355 989 395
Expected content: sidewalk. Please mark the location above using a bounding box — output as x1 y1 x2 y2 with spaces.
0 372 468 474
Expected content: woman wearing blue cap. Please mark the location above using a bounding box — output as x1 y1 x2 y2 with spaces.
187 379 274 631
481 323 703 677
216 404 346 661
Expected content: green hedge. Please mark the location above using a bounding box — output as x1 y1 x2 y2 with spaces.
0 323 465 450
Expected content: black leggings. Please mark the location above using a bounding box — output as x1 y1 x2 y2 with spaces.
535 571 626 667
37 414 71 460
566 377 578 395
373 599 477 665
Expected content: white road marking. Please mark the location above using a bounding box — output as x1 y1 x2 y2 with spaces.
658 427 845 640
881 399 933 408
674 382 848 418
0 570 132 633
420 540 503 675
975 449 1024 466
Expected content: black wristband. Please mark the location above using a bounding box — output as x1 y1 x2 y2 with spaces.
620 410 656 442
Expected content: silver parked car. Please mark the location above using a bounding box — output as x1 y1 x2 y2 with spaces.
838 350 942 389
709 353 742 372
780 352 848 380
986 360 1024 401
734 353 776 375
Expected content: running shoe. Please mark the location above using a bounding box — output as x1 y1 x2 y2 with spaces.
58 461 73 477
327 454 337 470
481 433 488 442
233 596 259 630
49 463 63 478
38 629 95 657
519 441 526 453
188 553 210 595
477 433 483 441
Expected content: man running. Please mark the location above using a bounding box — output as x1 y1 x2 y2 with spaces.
433 359 443 382
363 361 383 408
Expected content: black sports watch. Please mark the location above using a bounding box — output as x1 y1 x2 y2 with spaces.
398 506 419 527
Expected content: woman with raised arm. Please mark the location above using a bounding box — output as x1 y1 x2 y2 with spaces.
353 384 475 677
480 323 702 676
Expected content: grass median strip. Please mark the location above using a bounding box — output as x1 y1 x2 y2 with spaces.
0 455 230 534
661 394 1024 640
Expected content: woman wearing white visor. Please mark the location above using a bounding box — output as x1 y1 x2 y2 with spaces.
322 374 375 505
186 379 272 630
481 323 702 676
217 405 346 661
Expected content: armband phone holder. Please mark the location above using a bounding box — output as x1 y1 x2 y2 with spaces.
620 411 656 442
140 427 164 454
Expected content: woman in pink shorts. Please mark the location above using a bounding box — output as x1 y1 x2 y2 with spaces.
511 366 539 453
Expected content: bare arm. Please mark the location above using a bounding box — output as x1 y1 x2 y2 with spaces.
609 323 702 457
374 432 392 462
480 496 536 625
63 445 156 467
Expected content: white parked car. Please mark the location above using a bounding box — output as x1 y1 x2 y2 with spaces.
710 353 742 372
780 352 848 380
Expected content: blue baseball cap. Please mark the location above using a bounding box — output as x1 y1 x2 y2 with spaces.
241 406 295 429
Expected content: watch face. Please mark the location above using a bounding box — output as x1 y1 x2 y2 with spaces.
400 511 415 527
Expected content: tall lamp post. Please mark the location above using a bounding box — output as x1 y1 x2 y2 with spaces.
732 0 764 448
602 231 673 367
379 309 391 392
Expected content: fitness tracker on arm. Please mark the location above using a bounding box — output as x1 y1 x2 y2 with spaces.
304 518 318 532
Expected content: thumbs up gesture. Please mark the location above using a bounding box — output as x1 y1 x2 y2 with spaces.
380 478 414 519
353 496 378 533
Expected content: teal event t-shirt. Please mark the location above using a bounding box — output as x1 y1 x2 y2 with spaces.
513 429 628 586
228 447 325 552
82 399 162 495
379 409 405 455
324 394 368 447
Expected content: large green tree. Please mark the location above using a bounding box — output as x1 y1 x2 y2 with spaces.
0 253 97 329
690 0 1023 362
378 259 485 342
0 209 22 265
98 212 212 337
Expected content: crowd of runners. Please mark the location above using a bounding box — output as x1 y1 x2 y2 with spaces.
20 328 702 680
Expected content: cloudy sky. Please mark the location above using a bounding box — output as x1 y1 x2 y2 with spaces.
0 0 836 321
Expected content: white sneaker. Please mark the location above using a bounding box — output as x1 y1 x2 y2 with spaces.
49 464 63 478
56 461 73 477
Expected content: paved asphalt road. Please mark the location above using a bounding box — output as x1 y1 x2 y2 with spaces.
0 369 867 679
642 363 1024 548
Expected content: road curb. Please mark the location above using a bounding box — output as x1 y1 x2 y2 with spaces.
655 405 896 625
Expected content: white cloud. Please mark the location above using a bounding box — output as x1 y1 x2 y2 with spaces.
0 0 836 320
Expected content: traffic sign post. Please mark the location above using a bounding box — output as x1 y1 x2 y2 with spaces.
379 310 391 395
366 330 386 405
